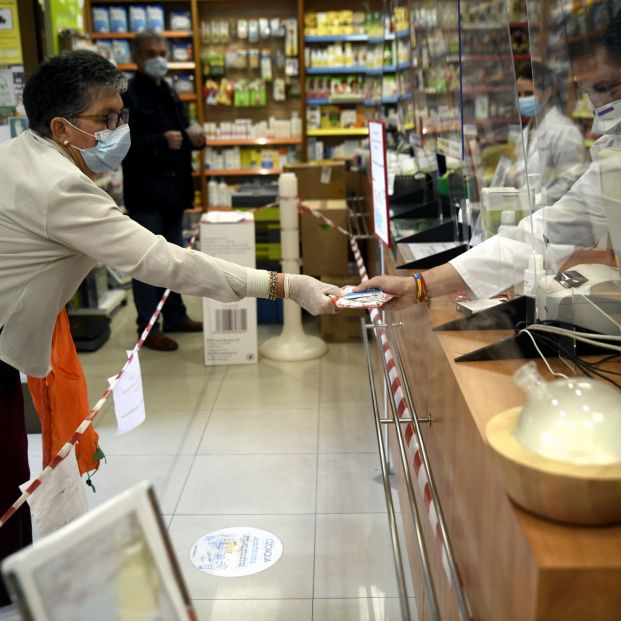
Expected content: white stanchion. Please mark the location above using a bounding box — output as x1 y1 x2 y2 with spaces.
259 173 328 361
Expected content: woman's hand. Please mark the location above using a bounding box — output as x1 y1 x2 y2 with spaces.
353 275 417 311
285 274 343 315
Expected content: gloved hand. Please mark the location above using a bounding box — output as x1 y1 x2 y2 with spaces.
285 274 343 315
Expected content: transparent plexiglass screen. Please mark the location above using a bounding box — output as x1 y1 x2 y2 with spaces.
523 0 621 334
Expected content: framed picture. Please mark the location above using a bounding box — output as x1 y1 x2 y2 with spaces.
2 481 197 621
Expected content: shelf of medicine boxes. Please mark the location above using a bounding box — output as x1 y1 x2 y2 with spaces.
307 93 412 106
204 169 282 176
117 61 196 71
205 138 302 147
305 62 409 75
90 30 194 39
306 128 369 136
304 30 409 43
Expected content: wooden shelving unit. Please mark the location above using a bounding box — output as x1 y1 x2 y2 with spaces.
204 168 282 177
205 137 302 146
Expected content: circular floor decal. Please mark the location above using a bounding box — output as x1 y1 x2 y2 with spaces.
190 527 283 577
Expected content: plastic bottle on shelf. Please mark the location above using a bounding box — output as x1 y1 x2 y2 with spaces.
217 179 229 207
291 111 302 137
208 178 218 207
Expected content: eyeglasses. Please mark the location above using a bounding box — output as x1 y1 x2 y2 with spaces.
72 108 130 130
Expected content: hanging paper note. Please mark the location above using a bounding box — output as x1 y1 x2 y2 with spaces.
20 446 89 536
108 351 145 435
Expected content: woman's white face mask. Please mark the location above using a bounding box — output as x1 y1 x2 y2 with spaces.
63 120 131 173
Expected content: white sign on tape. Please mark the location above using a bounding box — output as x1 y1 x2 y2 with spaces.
108 351 145 435
191 527 283 577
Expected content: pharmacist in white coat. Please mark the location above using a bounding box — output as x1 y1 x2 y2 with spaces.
359 6 621 304
509 61 587 206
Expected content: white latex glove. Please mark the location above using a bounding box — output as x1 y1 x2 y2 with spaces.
285 274 343 315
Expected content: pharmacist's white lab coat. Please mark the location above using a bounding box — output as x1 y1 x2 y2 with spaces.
451 129 619 299
510 105 587 205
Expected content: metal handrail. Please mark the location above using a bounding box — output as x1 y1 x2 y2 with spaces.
386 321 472 621
368 321 441 621
362 319 438 621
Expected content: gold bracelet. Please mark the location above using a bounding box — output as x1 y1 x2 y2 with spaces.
268 271 278 300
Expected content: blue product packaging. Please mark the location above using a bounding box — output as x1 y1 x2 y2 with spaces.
146 5 165 32
169 10 191 31
109 5 128 33
112 39 131 65
171 42 193 61
129 5 147 32
92 7 110 33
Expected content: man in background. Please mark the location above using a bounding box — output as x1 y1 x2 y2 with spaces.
122 31 206 351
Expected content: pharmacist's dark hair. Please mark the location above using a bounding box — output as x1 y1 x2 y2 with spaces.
23 50 126 138
566 0 621 64
516 61 559 103
131 30 167 60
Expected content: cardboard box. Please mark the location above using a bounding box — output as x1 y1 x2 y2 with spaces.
200 212 257 365
301 199 348 276
283 162 346 200
320 275 366 342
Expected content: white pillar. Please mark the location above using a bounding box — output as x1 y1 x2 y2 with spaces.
259 173 328 361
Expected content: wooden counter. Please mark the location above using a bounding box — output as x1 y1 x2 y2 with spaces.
382 254 621 621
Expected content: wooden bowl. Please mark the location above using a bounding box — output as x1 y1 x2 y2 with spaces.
486 407 621 526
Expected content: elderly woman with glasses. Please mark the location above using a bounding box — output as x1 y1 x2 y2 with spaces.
0 50 341 591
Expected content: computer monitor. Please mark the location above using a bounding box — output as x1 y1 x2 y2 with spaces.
2 482 197 621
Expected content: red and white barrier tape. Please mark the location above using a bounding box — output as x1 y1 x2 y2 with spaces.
299 200 458 591
0 230 199 529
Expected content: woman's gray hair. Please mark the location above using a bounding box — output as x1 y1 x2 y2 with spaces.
23 50 126 138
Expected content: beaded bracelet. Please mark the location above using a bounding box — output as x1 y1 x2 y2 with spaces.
268 271 279 300
412 272 429 303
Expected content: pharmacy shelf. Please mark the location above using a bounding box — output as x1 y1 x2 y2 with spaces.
205 137 302 146
306 66 368 74
204 169 282 176
304 34 369 43
90 31 193 39
179 93 197 101
307 128 369 136
117 61 195 70
306 62 409 76
304 30 409 43
307 94 411 106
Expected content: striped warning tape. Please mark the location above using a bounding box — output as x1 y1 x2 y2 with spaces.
0 231 199 528
298 200 463 599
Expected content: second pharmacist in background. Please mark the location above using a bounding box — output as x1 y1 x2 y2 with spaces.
122 30 207 352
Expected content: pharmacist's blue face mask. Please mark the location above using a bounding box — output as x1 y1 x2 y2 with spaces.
518 95 540 118
144 56 168 79
64 120 131 173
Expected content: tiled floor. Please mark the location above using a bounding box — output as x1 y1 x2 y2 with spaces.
27 294 418 620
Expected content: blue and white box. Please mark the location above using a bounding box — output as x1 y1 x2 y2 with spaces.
146 5 165 32
92 7 110 33
109 6 128 33
129 5 147 32
169 10 191 31
112 39 131 65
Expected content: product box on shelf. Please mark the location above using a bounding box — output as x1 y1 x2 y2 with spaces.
200 212 257 366
109 5 128 33
129 5 147 32
300 199 348 277
319 275 365 342
283 162 346 200
146 5 164 32
92 7 110 33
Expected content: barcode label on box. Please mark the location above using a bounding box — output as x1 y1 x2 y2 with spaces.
215 309 247 333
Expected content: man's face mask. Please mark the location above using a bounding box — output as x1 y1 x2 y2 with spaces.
144 56 168 79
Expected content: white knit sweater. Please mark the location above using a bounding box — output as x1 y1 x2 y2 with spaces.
0 130 269 376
